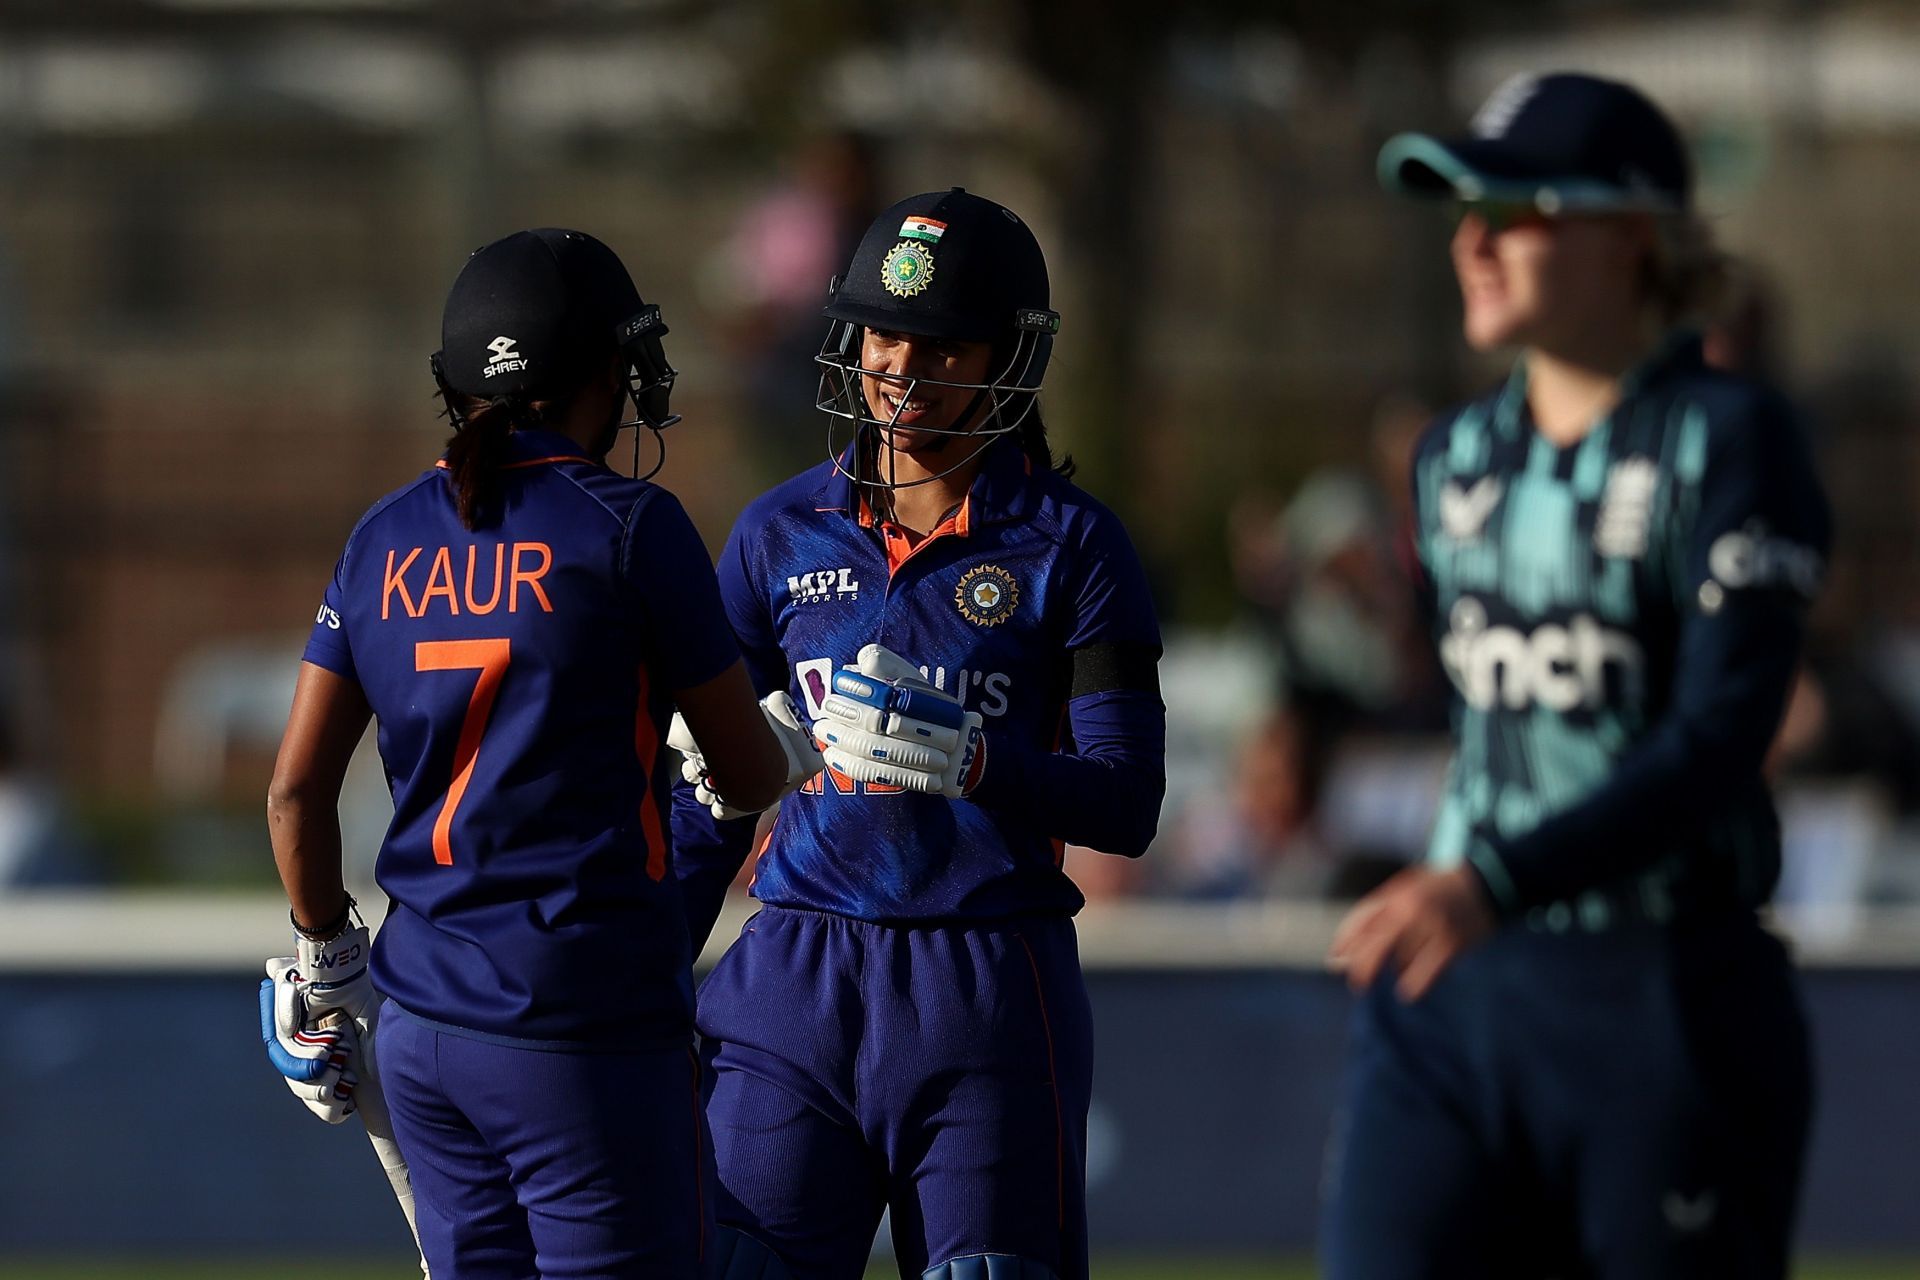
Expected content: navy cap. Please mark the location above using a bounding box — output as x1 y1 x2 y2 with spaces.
1378 72 1691 214
824 188 1052 342
438 228 651 398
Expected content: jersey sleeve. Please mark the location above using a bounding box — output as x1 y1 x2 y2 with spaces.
300 556 356 682
620 487 741 692
1468 393 1833 914
968 508 1167 858
670 512 783 951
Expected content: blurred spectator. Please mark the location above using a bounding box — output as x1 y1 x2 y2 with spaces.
1158 711 1333 900
0 704 101 888
1229 401 1447 736
703 131 880 481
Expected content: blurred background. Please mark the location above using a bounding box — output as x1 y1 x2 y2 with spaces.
3 0 1920 1276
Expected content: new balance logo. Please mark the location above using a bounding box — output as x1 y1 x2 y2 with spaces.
1439 477 1503 543
787 568 861 604
483 335 528 379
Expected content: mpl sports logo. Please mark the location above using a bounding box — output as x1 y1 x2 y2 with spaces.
787 567 862 604
483 335 528 379
1439 596 1644 713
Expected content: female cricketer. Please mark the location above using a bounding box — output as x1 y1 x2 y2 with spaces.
261 228 819 1279
1322 74 1831 1278
670 189 1167 1280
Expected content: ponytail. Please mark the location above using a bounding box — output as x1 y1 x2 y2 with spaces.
442 394 555 531
1645 212 1732 324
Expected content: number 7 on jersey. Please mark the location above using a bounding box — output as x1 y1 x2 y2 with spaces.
415 638 511 865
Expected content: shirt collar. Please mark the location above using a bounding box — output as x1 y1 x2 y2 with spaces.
436 427 596 467
811 434 1037 527
1494 329 1704 440
501 427 595 464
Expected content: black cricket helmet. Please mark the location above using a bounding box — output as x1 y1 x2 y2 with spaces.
815 188 1061 488
431 227 679 438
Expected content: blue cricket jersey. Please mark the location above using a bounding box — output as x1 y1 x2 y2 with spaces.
302 428 740 1046
1412 333 1832 925
672 437 1166 940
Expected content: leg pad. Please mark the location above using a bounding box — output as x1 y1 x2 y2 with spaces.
710 1226 795 1280
922 1255 1058 1280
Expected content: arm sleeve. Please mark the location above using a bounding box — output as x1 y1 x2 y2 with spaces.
1468 396 1833 914
967 511 1168 858
669 516 782 951
300 556 356 682
621 488 742 692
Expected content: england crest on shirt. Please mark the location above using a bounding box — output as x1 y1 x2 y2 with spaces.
1595 457 1659 560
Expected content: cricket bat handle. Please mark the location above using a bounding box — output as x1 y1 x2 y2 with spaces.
318 1009 430 1277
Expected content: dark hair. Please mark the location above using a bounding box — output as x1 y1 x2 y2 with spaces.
442 393 560 531
989 335 1071 479
1013 403 1074 480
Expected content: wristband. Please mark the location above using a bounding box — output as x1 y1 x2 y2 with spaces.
292 892 357 943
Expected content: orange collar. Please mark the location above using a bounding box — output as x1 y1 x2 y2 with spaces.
864 494 973 574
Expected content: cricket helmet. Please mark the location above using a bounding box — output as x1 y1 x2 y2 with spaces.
432 227 679 436
815 189 1061 489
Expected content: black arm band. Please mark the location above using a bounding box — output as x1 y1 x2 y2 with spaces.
1068 641 1162 700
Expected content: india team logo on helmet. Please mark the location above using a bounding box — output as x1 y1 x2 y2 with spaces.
955 564 1018 626
880 240 935 298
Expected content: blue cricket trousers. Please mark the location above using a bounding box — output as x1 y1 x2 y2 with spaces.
380 1005 713 1279
1321 911 1812 1279
696 906 1093 1280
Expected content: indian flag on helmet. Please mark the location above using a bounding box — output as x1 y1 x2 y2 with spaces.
899 216 947 242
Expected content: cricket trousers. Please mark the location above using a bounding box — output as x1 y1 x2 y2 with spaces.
1320 911 1812 1280
380 1005 714 1280
696 906 1093 1280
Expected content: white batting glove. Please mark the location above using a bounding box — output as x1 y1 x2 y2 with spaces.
260 923 383 1125
669 691 825 820
261 955 359 1123
817 644 985 798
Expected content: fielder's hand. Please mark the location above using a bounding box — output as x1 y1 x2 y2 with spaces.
817 644 985 798
1327 864 1495 1001
670 692 824 821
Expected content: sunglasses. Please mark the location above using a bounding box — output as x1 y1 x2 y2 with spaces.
1447 200 1558 233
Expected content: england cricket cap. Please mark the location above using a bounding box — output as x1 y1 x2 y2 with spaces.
438 228 654 398
1378 72 1691 215
824 188 1054 343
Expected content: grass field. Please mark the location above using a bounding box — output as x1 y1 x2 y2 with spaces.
2 1260 1915 1279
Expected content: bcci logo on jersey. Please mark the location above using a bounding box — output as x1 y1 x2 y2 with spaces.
788 567 862 604
955 564 1018 626
1440 596 1644 712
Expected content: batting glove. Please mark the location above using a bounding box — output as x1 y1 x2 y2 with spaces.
260 922 381 1125
817 644 986 798
261 956 359 1123
670 692 824 821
